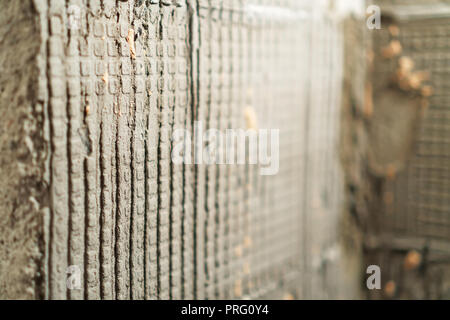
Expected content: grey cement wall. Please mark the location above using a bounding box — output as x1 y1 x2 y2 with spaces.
0 0 361 300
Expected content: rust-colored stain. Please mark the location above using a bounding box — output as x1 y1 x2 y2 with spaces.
243 262 250 275
102 70 109 85
404 250 422 271
234 279 242 298
382 40 402 58
234 245 243 258
127 29 136 59
244 106 258 130
283 293 295 300
385 165 397 181
384 280 396 298
421 85 433 97
388 25 400 37
243 236 252 249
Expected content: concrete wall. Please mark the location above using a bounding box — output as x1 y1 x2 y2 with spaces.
0 0 362 299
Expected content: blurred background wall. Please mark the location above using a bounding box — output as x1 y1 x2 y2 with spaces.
362 0 450 299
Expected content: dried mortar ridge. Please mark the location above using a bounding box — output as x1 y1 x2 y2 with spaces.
0 0 47 299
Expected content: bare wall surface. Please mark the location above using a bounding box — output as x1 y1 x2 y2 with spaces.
0 0 47 299
0 0 360 299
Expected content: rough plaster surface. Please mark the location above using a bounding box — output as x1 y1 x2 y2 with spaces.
0 0 358 300
0 0 47 299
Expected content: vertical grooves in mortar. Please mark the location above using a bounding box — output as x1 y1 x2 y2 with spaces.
144 5 150 296
158 1 173 300
99 0 114 300
228 0 238 299
113 0 121 299
94 0 105 300
144 0 159 300
44 0 53 300
82 1 92 299
115 0 132 299
168 2 175 300
193 1 199 300
48 0 69 300
84 0 102 299
84 0 92 299
106 0 119 300
243 1 253 297
46 0 54 299
132 0 147 300
180 0 189 299
65 0 73 300
180 0 192 299
94 0 103 301
223 3 232 298
156 0 163 299
169 1 187 300
83 156 89 298
141 0 148 297
183 0 197 299
196 0 208 300
189 0 200 299
128 0 135 300
179 0 185 299
203 0 212 299
235 0 245 299
214 2 225 298
64 0 72 301
114 106 119 300
35 0 51 299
